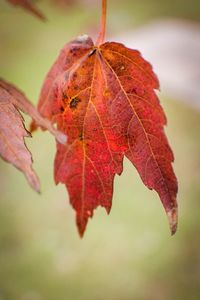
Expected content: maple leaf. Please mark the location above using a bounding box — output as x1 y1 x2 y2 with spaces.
6 0 46 20
0 79 66 192
36 33 178 237
0 81 40 192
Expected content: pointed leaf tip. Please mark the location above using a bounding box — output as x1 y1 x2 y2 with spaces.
76 215 87 238
167 206 178 235
26 169 41 193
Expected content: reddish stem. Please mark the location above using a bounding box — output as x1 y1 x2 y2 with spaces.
96 0 107 46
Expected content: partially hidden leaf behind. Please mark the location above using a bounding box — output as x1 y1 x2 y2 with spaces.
0 80 40 192
0 79 67 193
36 35 178 236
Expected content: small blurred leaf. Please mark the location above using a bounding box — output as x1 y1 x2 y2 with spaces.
6 0 46 20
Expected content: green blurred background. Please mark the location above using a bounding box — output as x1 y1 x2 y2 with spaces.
0 0 200 299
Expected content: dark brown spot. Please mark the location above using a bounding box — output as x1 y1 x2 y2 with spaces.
79 133 83 141
88 48 96 57
62 92 68 100
72 73 77 79
69 97 81 110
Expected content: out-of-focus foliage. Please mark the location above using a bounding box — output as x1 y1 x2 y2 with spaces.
0 81 40 193
6 0 46 20
0 0 200 299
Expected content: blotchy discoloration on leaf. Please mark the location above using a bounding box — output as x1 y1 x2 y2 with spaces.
37 36 178 236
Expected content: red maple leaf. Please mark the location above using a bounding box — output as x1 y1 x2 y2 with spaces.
36 33 178 236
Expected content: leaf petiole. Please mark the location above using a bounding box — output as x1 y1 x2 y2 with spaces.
96 0 107 46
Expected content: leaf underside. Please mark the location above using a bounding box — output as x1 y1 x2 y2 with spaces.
0 82 40 192
37 35 178 236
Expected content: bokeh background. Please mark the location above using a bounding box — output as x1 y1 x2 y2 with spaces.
0 0 200 299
